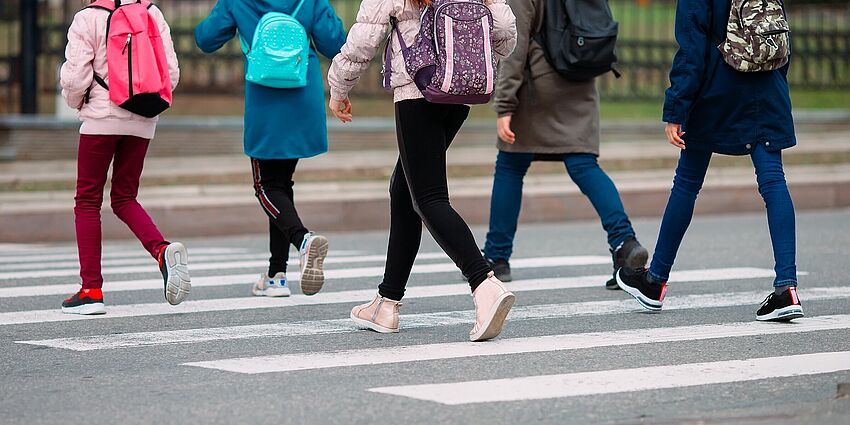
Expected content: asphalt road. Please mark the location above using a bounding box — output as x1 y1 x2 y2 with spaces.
1 209 849 425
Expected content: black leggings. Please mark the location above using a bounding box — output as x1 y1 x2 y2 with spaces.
378 99 492 301
250 158 309 275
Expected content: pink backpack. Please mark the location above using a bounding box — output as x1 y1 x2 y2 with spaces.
86 0 172 118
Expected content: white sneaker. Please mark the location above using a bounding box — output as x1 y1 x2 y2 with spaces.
252 272 291 297
299 232 329 296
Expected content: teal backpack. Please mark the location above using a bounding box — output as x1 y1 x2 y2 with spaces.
240 0 310 89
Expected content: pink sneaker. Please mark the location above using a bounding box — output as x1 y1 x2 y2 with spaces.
350 294 402 333
470 272 516 342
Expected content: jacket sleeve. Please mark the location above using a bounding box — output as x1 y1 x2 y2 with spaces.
489 0 518 60
493 0 533 116
311 0 348 59
194 0 237 54
150 6 180 90
662 0 711 124
59 12 96 110
327 0 392 101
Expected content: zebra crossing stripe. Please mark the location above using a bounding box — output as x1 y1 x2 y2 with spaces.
0 247 249 264
0 255 616 298
0 267 789 325
0 255 609 280
369 351 850 404
17 285 849 350
183 315 850 374
0 251 399 272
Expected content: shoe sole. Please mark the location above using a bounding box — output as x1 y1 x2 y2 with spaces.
470 292 516 342
624 245 649 270
61 303 106 315
757 305 805 322
163 242 191 305
252 286 291 297
616 269 663 312
350 311 398 333
301 236 329 296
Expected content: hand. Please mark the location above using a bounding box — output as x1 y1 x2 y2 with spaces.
497 115 516 144
665 123 686 149
329 98 353 123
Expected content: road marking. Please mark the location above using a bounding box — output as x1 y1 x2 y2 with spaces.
0 267 798 325
184 315 850 374
0 255 610 297
0 255 608 280
369 351 850 404
19 284 845 351
0 247 249 264
0 252 445 273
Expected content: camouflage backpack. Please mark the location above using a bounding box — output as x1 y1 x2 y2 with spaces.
718 0 790 72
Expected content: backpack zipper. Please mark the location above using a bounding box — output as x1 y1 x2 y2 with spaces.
124 34 133 97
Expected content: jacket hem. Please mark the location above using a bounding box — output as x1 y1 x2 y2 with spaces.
80 119 156 140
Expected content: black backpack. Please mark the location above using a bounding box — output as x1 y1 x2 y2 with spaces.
534 0 621 81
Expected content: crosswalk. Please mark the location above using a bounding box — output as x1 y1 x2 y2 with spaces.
2 240 848 409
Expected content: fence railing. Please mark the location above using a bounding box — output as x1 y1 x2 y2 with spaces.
2 0 849 113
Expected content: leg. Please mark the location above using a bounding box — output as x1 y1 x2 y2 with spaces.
648 148 713 282
110 136 167 258
564 154 636 249
377 160 424 301
75 135 119 289
268 218 289 276
751 144 797 287
251 158 309 249
394 100 491 291
483 151 533 261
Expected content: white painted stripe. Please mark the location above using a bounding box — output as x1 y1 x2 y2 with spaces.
0 267 803 326
0 255 607 294
0 252 441 272
20 284 845 351
0 254 605 280
185 315 850 374
0 247 248 264
369 351 850 404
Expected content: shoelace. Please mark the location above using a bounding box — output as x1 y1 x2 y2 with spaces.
760 293 774 308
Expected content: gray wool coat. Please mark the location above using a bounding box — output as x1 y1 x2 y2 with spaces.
492 0 600 155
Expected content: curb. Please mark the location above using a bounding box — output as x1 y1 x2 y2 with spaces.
2 175 848 243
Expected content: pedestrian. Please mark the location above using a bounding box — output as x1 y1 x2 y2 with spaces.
195 0 346 297
486 0 647 288
328 0 518 341
616 0 803 322
59 0 189 315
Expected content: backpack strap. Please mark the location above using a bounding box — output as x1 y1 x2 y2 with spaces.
382 17 408 91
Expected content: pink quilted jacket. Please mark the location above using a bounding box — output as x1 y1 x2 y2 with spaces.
60 1 179 140
328 0 517 103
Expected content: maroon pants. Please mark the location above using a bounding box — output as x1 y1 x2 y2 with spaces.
75 134 167 289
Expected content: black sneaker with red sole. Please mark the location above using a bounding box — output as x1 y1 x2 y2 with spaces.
61 288 106 315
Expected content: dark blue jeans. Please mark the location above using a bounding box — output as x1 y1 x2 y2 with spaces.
484 151 636 260
648 144 797 287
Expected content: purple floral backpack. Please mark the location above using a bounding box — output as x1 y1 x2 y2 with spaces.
382 0 497 104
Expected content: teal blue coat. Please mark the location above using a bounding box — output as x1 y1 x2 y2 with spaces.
195 0 346 159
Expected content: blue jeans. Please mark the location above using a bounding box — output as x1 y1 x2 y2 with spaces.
648 144 797 287
484 151 636 260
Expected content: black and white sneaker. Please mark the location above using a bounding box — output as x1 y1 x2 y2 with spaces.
606 237 648 290
158 242 191 305
485 256 512 283
756 287 804 322
616 267 666 311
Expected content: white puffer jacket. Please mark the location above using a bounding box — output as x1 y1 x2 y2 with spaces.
328 0 517 103
60 1 179 140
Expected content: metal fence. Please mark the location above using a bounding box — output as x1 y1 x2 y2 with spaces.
2 0 849 113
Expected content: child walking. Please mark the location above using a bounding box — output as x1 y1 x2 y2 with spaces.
328 0 518 341
616 0 802 322
195 0 346 297
59 0 189 315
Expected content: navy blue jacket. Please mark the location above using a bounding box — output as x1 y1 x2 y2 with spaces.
663 0 796 155
195 0 346 160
